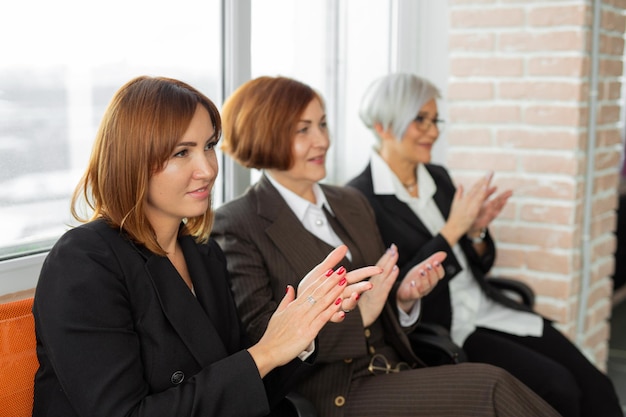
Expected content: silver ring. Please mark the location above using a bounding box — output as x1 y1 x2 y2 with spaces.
342 309 351 313
306 295 316 305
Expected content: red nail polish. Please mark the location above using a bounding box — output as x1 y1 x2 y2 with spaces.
337 266 346 275
335 298 342 305
355 294 360 300
325 269 334 277
339 277 347 286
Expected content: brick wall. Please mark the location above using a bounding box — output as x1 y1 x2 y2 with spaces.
447 0 626 369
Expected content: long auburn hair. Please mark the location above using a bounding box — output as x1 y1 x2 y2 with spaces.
71 76 221 255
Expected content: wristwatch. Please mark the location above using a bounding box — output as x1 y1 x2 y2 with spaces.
468 228 487 244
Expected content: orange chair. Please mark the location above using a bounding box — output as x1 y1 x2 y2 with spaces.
0 297 38 417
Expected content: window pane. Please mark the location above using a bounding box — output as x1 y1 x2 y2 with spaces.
251 0 327 89
0 0 221 258
249 0 392 185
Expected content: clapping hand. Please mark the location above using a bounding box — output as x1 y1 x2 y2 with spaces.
297 245 378 323
396 251 447 313
442 171 511 245
248 245 381 378
469 184 512 235
356 244 400 327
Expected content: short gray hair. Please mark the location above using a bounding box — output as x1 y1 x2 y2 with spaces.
359 73 441 142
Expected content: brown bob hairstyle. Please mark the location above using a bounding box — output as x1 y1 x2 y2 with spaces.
71 76 222 255
220 76 323 170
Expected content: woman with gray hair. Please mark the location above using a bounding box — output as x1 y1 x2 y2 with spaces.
347 72 623 417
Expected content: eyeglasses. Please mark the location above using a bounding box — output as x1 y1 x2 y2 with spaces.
367 353 410 375
413 115 445 132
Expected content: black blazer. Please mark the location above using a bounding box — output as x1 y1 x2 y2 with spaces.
211 175 422 417
33 219 305 417
347 163 529 331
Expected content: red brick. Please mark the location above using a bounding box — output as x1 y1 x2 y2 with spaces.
524 105 586 127
448 33 495 51
597 104 622 124
520 275 574 299
499 80 585 101
594 150 623 171
492 247 526 268
450 8 524 28
602 8 626 33
447 150 517 171
520 203 575 225
528 4 590 27
595 127 623 147
591 211 618 236
446 128 492 146
600 33 626 55
491 176 577 200
496 129 581 150
450 57 524 76
448 81 495 100
599 58 624 77
449 104 521 123
527 56 589 77
520 153 579 175
587 282 614 308
528 249 575 274
499 31 586 52
593 235 618 259
595 172 621 192
602 81 623 100
592 193 620 216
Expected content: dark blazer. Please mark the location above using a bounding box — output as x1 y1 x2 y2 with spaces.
211 175 422 417
347 163 530 331
33 219 305 417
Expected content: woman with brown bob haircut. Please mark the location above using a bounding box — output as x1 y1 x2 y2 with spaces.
32 75 380 417
212 75 561 417
221 75 324 170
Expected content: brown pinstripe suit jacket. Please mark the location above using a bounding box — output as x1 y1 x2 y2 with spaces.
211 174 423 416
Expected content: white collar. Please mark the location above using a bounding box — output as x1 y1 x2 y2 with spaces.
265 173 335 221
370 149 437 202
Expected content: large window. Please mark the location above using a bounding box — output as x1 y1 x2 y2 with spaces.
0 0 449 295
0 0 222 259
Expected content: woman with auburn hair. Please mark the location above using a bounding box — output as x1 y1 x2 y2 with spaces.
211 75 561 417
32 75 380 417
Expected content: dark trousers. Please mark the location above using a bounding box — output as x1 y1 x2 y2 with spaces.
463 319 623 417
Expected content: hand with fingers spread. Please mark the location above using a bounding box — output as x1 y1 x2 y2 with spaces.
468 188 513 236
396 251 447 313
356 244 401 327
250 245 380 377
441 175 490 243
441 171 497 246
